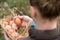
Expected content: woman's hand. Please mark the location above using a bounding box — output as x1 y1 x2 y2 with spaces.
14 15 33 26
3 31 11 40
14 15 32 22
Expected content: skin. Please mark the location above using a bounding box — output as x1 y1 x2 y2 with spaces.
3 31 10 40
30 6 58 30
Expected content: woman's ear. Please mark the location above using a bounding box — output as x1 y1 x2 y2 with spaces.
30 6 37 18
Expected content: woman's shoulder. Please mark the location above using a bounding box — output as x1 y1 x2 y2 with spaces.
17 37 34 40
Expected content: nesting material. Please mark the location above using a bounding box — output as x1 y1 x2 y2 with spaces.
1 16 31 40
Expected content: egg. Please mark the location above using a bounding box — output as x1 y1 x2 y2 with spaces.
12 32 19 38
12 23 18 30
8 29 15 34
5 25 12 31
9 21 14 26
3 21 9 26
14 17 22 27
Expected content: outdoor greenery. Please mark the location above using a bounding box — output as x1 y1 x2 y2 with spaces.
0 0 30 18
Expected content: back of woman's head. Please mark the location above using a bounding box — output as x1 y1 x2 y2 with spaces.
30 0 60 19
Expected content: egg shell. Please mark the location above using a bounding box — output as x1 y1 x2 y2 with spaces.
9 21 14 26
14 17 22 27
8 29 15 34
3 21 9 26
5 25 12 30
12 23 18 30
12 32 19 38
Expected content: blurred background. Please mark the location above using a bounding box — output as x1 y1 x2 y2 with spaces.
0 0 30 40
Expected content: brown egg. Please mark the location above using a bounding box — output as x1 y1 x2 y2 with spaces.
14 17 22 27
3 21 9 26
9 29 15 34
9 21 14 26
12 32 19 38
5 25 11 29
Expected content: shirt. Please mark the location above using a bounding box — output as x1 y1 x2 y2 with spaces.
18 21 60 40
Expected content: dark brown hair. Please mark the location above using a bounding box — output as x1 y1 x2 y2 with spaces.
30 0 60 19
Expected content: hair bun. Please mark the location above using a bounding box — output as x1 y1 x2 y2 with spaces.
48 0 58 3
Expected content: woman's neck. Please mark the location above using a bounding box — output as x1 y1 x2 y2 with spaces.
36 18 58 30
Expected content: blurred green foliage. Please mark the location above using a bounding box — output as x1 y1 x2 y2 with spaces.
0 0 30 19
0 29 5 40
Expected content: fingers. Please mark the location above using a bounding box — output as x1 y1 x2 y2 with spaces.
13 15 33 25
14 15 32 20
13 15 23 19
22 16 32 22
3 31 10 40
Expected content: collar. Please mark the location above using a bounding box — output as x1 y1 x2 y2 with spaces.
29 27 59 40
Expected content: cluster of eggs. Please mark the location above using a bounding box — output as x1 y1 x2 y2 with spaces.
3 17 22 28
2 17 22 38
